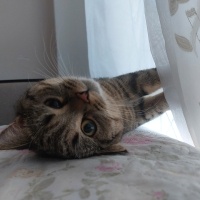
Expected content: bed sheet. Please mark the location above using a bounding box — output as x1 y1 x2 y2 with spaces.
0 126 200 200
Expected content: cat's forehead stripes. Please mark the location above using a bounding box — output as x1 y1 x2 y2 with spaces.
27 82 65 98
35 77 88 92
27 78 79 98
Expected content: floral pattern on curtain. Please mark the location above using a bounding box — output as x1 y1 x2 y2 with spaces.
145 0 200 147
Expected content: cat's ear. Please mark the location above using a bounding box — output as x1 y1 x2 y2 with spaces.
0 117 30 150
98 144 128 155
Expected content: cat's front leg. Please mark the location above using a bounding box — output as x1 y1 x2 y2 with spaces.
135 92 169 127
132 68 162 96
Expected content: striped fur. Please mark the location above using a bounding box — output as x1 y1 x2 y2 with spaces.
0 68 169 158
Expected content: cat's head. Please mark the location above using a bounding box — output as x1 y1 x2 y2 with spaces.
0 77 127 158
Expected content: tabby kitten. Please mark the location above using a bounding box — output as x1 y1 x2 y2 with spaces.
0 68 168 158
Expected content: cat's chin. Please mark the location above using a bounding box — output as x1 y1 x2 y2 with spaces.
30 143 128 159
96 144 128 156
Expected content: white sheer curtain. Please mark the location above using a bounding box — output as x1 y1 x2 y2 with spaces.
144 0 200 147
84 0 200 147
85 0 155 78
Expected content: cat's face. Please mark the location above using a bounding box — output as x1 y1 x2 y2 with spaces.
0 77 126 158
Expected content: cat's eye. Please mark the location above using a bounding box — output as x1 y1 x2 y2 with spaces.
44 98 63 109
81 119 97 136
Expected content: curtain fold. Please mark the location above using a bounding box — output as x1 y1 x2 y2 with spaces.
144 0 200 147
144 0 194 146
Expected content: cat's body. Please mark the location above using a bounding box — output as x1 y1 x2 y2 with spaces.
0 68 168 158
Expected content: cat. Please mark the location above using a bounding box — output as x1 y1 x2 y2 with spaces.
0 68 168 158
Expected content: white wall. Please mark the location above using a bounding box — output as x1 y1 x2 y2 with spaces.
54 0 90 77
0 0 56 124
0 0 57 80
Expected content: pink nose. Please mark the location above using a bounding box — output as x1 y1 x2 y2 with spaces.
76 91 89 103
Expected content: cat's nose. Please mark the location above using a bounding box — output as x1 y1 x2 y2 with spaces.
76 91 89 103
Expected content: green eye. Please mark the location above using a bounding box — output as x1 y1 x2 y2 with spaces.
81 119 97 136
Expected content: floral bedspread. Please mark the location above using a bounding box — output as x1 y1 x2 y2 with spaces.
0 126 200 200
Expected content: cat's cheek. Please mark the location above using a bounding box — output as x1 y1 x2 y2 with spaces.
0 117 31 150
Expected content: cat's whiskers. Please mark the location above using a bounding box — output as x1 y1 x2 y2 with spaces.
56 37 75 77
134 98 163 114
49 32 59 74
34 49 57 79
103 99 161 126
33 69 51 80
50 35 57 67
34 32 72 79
34 34 59 79
42 36 58 76
1 141 30 150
